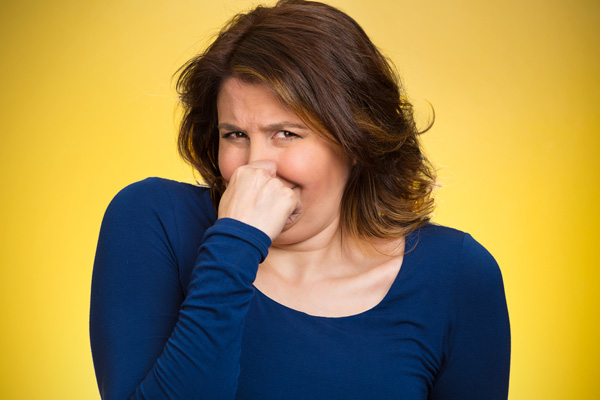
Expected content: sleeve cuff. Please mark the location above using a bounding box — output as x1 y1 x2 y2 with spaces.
203 218 272 262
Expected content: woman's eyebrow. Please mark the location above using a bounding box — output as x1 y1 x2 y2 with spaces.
217 122 309 131
217 123 242 131
263 122 308 131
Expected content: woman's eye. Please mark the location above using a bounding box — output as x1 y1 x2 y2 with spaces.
274 131 300 140
222 132 247 139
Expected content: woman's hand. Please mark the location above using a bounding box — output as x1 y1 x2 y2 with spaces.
218 160 300 241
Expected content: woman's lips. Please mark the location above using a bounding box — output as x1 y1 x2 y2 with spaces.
285 203 301 228
282 184 301 227
285 208 300 226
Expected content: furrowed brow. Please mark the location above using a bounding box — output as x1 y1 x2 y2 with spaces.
263 122 308 131
217 122 309 132
217 123 241 131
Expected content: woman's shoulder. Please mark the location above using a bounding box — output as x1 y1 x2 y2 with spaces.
107 177 215 219
410 223 496 261
406 223 502 287
112 177 210 205
400 223 507 334
102 178 217 248
405 225 509 396
99 178 217 281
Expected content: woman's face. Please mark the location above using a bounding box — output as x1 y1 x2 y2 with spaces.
217 77 352 246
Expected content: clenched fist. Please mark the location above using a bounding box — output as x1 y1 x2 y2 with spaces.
218 160 301 241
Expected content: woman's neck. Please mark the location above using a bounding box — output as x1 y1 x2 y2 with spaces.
263 228 405 284
255 232 405 318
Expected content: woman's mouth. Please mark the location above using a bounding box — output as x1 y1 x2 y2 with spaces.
285 209 300 226
284 197 303 229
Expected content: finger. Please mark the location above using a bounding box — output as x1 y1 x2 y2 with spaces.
245 159 277 177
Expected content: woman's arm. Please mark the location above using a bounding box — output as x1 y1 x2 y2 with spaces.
430 234 511 400
90 180 270 399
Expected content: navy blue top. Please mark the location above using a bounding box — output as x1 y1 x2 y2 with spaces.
90 178 510 399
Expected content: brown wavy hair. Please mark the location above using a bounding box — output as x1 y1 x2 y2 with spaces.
176 0 436 240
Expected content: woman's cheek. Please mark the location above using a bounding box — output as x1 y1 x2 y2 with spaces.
276 151 318 188
218 148 243 182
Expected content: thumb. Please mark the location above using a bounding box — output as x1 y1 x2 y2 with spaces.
247 159 277 177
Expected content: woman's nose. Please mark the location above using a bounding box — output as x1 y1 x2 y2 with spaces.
247 141 277 164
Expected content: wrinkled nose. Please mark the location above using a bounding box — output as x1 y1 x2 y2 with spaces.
247 141 277 165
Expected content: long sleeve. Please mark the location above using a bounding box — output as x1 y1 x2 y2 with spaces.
430 234 511 399
90 179 271 399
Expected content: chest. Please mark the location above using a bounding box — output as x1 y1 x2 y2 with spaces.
253 253 403 318
235 289 446 400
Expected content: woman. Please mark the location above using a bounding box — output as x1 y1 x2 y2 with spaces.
90 0 510 399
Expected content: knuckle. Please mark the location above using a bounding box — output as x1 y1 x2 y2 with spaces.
256 168 271 179
231 166 245 180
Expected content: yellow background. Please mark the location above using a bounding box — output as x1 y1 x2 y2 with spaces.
1 0 598 398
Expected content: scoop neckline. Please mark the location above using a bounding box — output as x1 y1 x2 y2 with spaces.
252 229 420 320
